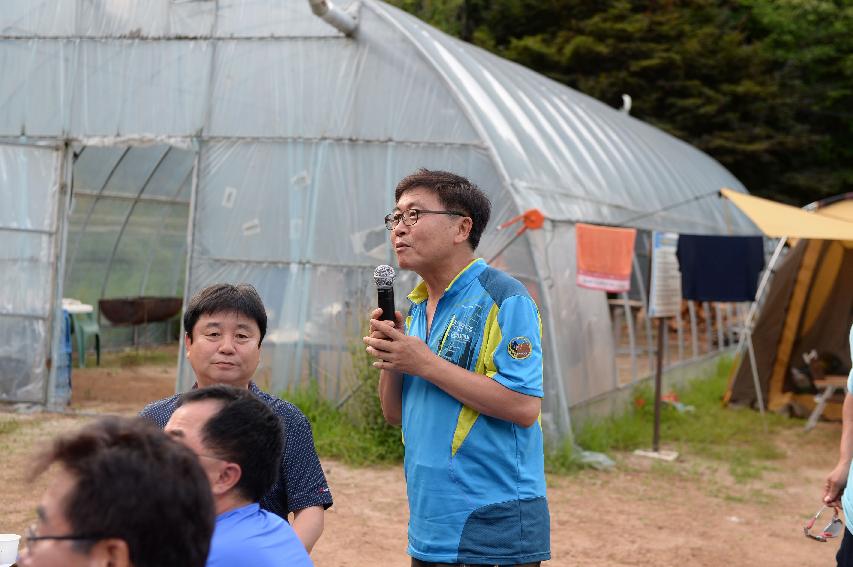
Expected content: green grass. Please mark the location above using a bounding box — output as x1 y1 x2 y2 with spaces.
0 419 21 437
555 356 794 479
113 349 177 367
75 345 179 368
294 354 792 481
283 339 405 467
286 382 405 466
544 438 582 474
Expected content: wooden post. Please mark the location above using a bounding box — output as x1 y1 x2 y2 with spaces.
653 317 666 452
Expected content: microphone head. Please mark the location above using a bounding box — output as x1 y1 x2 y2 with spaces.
373 265 396 288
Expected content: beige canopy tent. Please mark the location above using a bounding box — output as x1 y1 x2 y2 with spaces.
722 190 853 417
720 189 853 242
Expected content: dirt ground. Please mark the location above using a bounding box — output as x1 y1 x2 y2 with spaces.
0 360 844 566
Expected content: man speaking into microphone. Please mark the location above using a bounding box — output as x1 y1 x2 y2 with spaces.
364 169 550 567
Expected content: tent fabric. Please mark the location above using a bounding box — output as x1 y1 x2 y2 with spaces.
726 239 806 406
795 248 853 359
776 242 853 393
676 235 764 302
766 239 824 410
721 188 853 241
817 200 853 224
727 195 853 415
575 223 636 293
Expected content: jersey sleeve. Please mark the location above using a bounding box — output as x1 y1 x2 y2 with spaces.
485 294 544 398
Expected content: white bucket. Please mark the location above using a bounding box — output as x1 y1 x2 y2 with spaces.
0 534 20 565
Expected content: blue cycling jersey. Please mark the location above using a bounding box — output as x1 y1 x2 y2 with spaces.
401 259 550 564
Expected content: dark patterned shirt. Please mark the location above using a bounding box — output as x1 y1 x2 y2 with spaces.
140 382 333 518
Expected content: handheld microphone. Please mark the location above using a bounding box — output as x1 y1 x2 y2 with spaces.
373 265 396 322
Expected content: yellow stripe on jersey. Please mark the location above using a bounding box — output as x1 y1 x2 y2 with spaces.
451 304 500 456
438 315 456 354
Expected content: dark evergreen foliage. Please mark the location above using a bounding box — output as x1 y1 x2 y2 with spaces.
388 0 853 206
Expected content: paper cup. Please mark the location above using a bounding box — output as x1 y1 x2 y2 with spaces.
0 534 21 564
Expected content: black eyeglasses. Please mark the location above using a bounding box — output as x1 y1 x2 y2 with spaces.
24 523 110 553
384 209 467 230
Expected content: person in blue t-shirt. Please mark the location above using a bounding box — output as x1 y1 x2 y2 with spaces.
364 169 550 566
166 385 313 567
825 323 853 566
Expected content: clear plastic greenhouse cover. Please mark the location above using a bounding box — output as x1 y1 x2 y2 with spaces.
0 0 757 440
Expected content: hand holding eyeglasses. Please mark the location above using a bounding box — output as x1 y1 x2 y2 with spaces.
804 505 843 542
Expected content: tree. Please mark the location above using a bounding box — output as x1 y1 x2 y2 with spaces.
386 0 853 205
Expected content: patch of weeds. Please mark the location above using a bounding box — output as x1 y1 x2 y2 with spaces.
544 439 586 474
567 357 796 485
650 460 682 479
750 489 775 505
683 462 704 479
285 383 354 459
750 443 786 461
0 419 21 436
283 333 404 467
85 346 179 368
573 384 655 453
721 492 748 503
116 349 177 367
728 452 767 483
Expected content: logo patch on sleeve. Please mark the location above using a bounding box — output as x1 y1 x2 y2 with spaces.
508 336 532 360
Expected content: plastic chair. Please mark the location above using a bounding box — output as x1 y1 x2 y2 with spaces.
70 312 101 368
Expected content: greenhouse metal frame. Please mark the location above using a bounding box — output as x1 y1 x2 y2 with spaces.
0 0 758 442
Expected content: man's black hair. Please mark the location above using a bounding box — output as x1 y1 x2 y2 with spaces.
394 169 492 250
178 385 284 503
184 283 267 346
33 417 215 567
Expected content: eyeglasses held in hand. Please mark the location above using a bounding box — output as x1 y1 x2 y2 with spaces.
803 506 843 542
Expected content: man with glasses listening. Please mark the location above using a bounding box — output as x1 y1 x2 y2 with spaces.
364 169 550 566
165 385 313 567
18 416 215 567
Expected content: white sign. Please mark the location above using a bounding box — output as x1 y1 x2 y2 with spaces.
648 231 681 318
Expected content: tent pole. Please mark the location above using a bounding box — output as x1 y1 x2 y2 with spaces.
729 237 787 409
746 333 768 430
735 236 787 356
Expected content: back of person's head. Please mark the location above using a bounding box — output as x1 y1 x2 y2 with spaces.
31 416 215 567
183 283 267 345
394 168 492 250
178 385 284 502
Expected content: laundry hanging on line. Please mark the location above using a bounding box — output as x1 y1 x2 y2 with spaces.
575 223 637 293
676 234 764 302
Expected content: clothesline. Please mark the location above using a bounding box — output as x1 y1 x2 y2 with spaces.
516 189 724 229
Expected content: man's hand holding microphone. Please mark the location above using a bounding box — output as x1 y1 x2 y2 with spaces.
365 265 431 377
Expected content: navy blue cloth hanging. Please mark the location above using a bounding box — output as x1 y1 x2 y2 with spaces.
676 235 764 302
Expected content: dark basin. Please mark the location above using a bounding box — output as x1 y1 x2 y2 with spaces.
99 297 182 326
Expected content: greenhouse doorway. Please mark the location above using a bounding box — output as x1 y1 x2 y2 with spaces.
64 144 195 357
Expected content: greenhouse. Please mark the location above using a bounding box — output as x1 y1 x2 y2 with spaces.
0 0 757 441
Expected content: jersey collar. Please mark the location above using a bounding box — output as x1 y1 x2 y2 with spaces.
407 258 486 304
